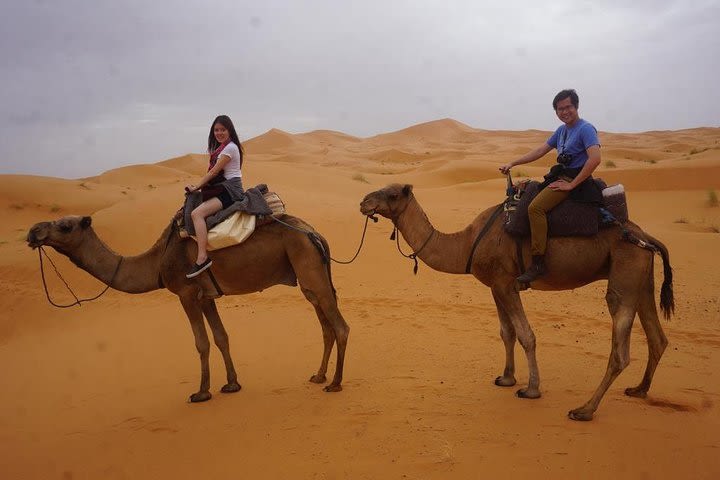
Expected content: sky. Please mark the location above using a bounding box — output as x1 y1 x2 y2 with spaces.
1 0 719 178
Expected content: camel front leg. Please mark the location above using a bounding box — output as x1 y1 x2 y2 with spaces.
569 288 636 421
180 295 212 402
495 287 540 398
492 288 517 387
202 299 242 394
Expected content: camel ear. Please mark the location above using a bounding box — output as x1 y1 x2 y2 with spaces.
80 216 92 229
402 184 413 196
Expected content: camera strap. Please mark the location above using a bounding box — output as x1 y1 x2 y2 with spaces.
559 126 569 154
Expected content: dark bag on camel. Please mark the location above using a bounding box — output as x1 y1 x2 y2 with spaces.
201 174 226 201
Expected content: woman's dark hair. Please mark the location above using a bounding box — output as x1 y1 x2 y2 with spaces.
552 89 579 110
208 115 244 163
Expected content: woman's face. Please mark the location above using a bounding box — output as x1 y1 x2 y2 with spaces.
214 123 230 144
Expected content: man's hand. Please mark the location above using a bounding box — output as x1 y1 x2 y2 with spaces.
548 179 574 191
499 164 513 174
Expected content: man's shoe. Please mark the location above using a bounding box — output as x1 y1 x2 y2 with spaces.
516 255 547 284
186 258 213 279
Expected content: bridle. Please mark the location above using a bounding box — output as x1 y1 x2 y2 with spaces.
37 246 123 308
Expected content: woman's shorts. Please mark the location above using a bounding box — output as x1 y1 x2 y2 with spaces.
217 189 233 209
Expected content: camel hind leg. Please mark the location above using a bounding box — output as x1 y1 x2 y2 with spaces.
307 302 335 385
625 279 668 398
201 298 242 394
568 284 638 421
301 285 349 392
290 231 349 392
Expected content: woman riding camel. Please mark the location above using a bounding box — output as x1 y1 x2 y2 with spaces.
185 115 245 278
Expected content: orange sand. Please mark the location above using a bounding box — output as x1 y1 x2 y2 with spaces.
1 120 719 479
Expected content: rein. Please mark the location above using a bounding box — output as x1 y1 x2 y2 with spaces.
271 215 375 265
390 224 434 275
37 246 122 308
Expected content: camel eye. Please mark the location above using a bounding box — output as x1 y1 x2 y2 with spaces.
58 223 72 233
388 194 398 201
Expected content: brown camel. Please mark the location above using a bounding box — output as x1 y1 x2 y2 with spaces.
26 214 349 402
360 183 674 420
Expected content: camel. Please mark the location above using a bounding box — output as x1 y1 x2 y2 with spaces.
360 183 674 420
26 214 349 402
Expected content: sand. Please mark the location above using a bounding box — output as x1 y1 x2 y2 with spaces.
1 120 719 479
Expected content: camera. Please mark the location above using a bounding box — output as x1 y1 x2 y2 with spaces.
557 153 573 165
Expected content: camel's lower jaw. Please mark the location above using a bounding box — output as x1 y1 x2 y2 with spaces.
26 235 43 249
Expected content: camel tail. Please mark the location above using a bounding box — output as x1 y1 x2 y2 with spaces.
319 235 338 299
647 233 675 320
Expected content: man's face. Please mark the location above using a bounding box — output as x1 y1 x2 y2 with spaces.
555 97 579 125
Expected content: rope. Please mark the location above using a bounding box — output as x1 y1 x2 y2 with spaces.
270 215 374 264
390 226 434 275
38 246 122 308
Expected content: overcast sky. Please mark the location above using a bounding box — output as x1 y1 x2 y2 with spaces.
1 0 719 178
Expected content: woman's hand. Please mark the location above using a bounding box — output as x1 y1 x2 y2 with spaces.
185 184 198 193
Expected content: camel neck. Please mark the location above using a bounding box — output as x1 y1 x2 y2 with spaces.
70 226 167 294
394 196 471 274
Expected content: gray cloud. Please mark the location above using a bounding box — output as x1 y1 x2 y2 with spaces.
1 0 718 177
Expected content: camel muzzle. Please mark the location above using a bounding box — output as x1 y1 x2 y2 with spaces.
26 223 49 249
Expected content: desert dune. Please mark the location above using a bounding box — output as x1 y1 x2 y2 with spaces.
1 122 719 479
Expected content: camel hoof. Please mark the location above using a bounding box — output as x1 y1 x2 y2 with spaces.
516 388 541 399
221 382 242 393
568 408 594 421
624 386 648 398
323 384 342 393
309 374 327 384
189 391 212 403
495 375 517 387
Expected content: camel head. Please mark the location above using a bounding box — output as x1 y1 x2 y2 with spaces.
27 216 93 251
360 183 414 221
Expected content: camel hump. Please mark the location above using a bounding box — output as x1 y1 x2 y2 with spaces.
503 178 626 238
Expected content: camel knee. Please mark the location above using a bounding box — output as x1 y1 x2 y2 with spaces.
611 349 630 371
212 330 229 348
605 289 621 316
301 287 320 307
195 339 210 356
517 330 536 352
499 325 516 344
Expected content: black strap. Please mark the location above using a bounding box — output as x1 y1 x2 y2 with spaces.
465 204 504 273
515 237 525 275
206 268 224 297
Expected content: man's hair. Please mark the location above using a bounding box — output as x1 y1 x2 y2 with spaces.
552 89 579 110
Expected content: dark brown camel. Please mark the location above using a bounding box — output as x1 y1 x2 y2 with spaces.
360 183 674 420
27 215 349 402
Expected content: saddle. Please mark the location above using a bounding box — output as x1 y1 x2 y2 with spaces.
503 179 628 238
178 188 286 250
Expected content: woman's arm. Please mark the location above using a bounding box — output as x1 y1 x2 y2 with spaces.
186 154 231 192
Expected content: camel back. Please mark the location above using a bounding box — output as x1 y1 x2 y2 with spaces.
503 179 628 238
